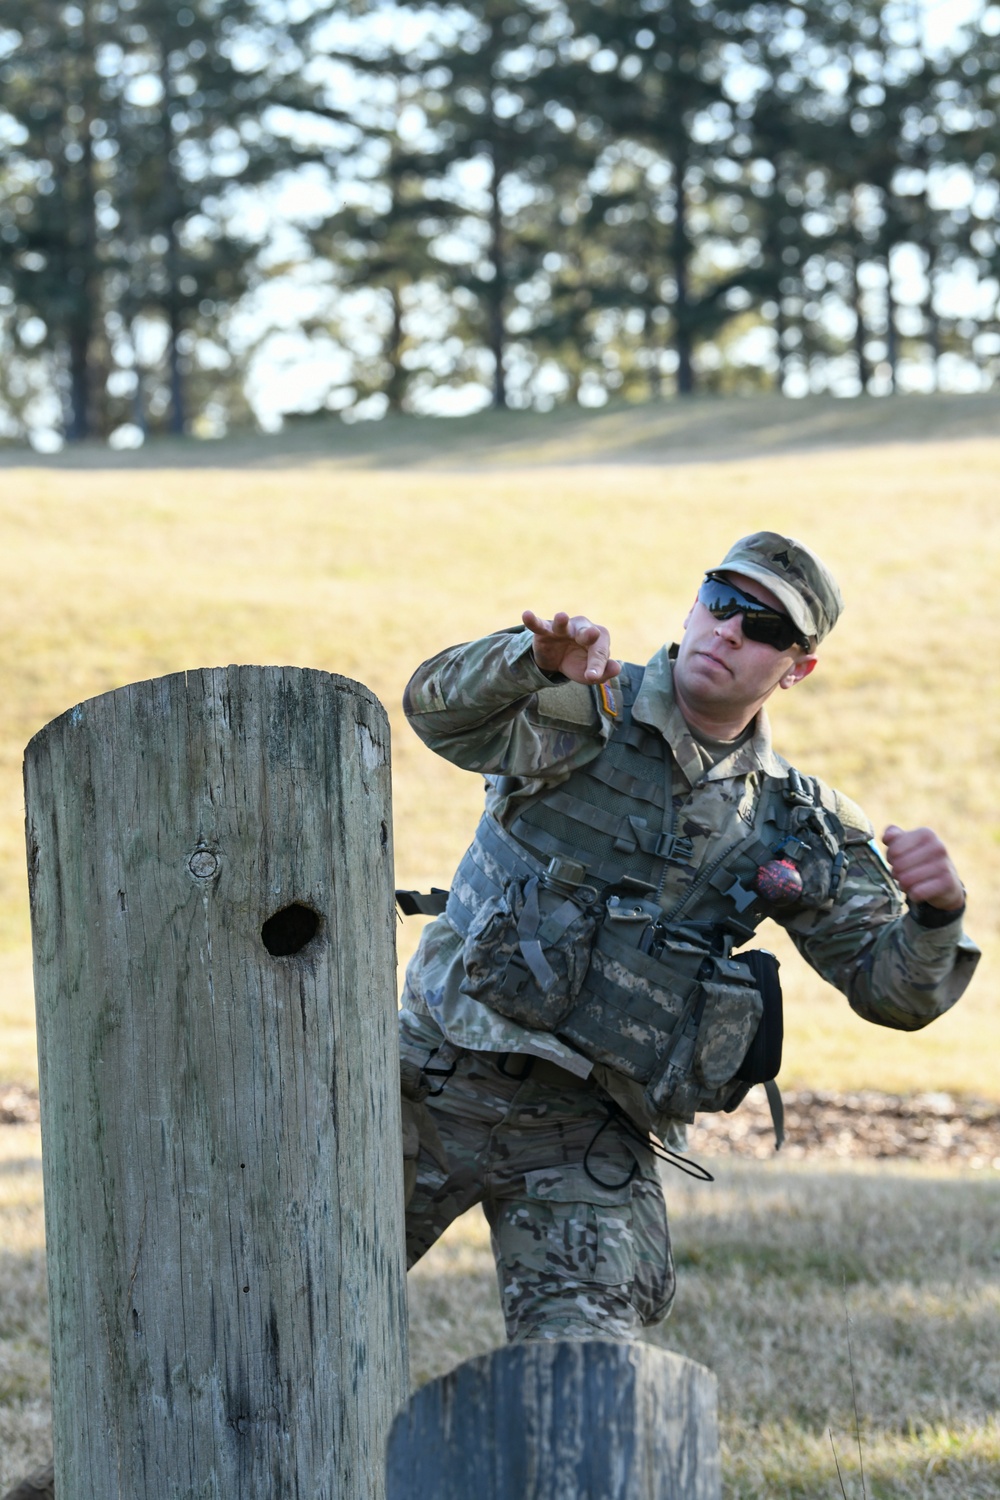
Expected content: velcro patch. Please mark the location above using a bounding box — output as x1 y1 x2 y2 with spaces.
536 679 600 729
834 788 874 840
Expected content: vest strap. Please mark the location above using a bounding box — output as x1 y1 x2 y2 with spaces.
395 889 449 917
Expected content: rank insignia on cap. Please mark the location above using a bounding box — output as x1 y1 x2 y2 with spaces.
771 550 791 567
598 681 620 718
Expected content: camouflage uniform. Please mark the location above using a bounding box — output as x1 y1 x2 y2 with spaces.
400 626 979 1341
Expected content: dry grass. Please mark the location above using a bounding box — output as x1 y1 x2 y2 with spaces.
5 1118 997 1499
409 1154 1000 1499
2 401 999 1496
1 400 999 1097
0 1125 49 1490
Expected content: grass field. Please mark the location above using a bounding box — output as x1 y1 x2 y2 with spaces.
3 1122 998 1497
1 392 998 1095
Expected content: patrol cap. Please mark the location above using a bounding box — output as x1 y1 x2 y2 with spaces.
711 531 843 645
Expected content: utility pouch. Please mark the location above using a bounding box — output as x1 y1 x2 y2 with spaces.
460 874 600 1030
734 948 783 1083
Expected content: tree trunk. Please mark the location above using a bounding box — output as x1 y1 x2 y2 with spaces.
24 665 407 1500
387 1340 721 1499
672 160 694 397
64 75 98 442
65 320 93 442
924 242 940 393
775 296 788 394
386 283 406 412
850 249 870 394
166 222 186 435
489 147 507 410
885 249 898 393
158 54 187 437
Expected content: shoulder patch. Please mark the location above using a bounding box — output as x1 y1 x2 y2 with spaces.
597 678 621 718
535 679 600 730
833 788 874 840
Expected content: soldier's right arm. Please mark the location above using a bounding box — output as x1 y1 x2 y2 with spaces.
403 626 613 780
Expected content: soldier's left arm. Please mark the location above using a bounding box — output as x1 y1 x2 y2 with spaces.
778 795 980 1029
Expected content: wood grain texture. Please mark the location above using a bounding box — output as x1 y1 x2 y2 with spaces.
23 666 407 1500
383 1338 719 1500
386 1340 721 1500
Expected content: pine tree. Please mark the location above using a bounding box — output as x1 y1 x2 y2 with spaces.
306 128 463 413
536 0 768 396
99 0 317 435
0 0 116 438
310 0 598 409
0 0 326 441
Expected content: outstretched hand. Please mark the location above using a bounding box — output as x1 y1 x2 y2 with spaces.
523 610 622 685
883 825 965 912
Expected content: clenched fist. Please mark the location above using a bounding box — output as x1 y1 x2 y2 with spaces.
883 825 965 912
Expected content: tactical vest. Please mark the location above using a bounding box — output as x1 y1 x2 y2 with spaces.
438 664 847 1121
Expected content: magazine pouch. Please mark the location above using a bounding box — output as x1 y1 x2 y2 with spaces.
557 899 707 1081
643 954 765 1120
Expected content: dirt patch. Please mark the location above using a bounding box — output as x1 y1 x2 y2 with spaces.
0 1087 40 1126
6 1083 999 1168
691 1088 1000 1168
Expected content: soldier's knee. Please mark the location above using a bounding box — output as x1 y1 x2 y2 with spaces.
492 1165 674 1341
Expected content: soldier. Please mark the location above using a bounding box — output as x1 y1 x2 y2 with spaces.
398 530 978 1343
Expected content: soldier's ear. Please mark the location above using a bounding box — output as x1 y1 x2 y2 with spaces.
779 655 817 690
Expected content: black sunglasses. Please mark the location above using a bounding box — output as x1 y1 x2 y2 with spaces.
698 573 811 653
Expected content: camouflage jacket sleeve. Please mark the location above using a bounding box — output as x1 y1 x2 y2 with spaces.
778 794 979 1030
403 626 612 781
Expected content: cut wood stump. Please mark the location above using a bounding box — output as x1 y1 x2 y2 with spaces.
24 666 407 1500
386 1339 721 1500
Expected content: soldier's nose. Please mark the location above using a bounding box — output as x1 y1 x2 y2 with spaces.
715 614 743 645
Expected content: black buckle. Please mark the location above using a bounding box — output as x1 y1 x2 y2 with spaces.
657 833 694 863
783 769 813 807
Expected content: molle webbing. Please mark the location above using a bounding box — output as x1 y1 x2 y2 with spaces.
445 814 545 938
445 674 835 945
510 665 681 891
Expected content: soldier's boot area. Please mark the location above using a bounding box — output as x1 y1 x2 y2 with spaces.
1 1461 55 1500
400 1012 675 1342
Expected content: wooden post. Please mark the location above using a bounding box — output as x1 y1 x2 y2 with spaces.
386 1340 721 1500
24 666 407 1500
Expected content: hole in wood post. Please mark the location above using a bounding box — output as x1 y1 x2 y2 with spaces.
261 903 320 957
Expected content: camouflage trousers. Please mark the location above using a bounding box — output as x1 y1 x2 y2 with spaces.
400 1010 675 1343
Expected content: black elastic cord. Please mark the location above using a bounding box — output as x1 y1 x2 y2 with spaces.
421 1046 458 1098
496 1052 536 1081
583 1112 640 1190
604 1100 715 1183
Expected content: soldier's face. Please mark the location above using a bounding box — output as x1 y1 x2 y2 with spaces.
674 571 817 725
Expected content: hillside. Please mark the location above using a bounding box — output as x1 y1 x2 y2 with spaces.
2 390 998 470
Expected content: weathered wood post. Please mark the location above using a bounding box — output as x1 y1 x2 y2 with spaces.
24 666 407 1500
386 1340 721 1500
